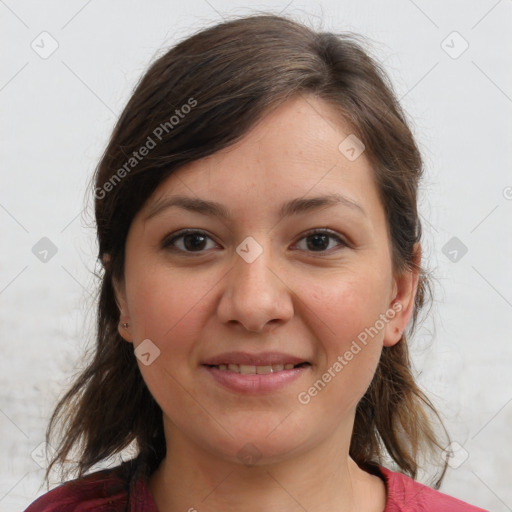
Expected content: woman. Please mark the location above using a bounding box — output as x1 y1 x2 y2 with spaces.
25 13 487 511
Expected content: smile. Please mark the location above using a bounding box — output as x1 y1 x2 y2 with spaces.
206 362 309 374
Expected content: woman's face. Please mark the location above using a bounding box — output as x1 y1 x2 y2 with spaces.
115 95 417 465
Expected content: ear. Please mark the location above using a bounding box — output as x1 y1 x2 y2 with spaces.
383 243 421 348
112 274 133 343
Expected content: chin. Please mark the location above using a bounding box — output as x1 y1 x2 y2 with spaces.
229 438 304 467
205 419 309 467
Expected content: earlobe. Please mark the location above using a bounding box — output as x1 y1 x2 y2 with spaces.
112 276 133 343
118 320 133 343
382 301 405 347
383 243 421 347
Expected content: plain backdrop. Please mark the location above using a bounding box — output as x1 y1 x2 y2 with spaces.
1 1 511 510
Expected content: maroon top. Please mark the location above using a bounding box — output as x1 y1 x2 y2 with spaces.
25 457 488 511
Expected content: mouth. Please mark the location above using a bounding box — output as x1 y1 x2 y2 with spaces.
201 352 311 394
203 362 310 374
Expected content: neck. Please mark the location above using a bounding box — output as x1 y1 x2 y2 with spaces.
148 420 386 512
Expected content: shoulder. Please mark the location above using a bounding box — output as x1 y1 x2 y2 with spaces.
24 460 136 512
378 466 489 512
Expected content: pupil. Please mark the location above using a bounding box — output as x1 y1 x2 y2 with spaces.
184 233 206 251
307 234 328 251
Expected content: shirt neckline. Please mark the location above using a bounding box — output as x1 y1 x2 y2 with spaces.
126 457 395 512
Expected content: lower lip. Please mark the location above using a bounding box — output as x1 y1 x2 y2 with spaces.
202 365 310 394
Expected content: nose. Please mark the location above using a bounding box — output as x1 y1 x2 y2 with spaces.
216 239 294 333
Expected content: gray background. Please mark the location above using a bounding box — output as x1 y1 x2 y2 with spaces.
1 1 511 510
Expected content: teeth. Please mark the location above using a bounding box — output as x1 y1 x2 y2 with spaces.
256 365 273 374
214 363 300 374
239 364 256 374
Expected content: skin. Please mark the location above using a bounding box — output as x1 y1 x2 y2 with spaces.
114 95 420 512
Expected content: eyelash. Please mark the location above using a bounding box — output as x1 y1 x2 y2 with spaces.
161 228 348 255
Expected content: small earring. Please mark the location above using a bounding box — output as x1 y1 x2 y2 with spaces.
122 322 129 329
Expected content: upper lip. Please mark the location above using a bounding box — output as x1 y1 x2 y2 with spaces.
202 351 309 366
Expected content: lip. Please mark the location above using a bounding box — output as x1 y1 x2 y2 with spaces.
201 351 308 367
201 351 311 395
202 364 310 394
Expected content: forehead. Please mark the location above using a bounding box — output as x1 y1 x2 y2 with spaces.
140 95 383 224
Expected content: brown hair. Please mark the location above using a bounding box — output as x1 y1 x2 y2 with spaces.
45 12 448 487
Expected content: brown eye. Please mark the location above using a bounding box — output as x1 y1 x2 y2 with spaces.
295 230 347 253
163 230 217 253
306 233 329 251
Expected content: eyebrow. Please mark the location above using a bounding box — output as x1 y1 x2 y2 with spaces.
144 192 366 221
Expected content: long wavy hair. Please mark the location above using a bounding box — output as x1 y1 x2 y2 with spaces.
44 12 448 487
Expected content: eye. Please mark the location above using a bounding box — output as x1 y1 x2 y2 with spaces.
162 228 348 255
162 229 218 254
294 229 348 253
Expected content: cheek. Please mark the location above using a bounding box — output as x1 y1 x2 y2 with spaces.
125 265 215 416
126 263 213 346
305 268 389 345
300 270 389 407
